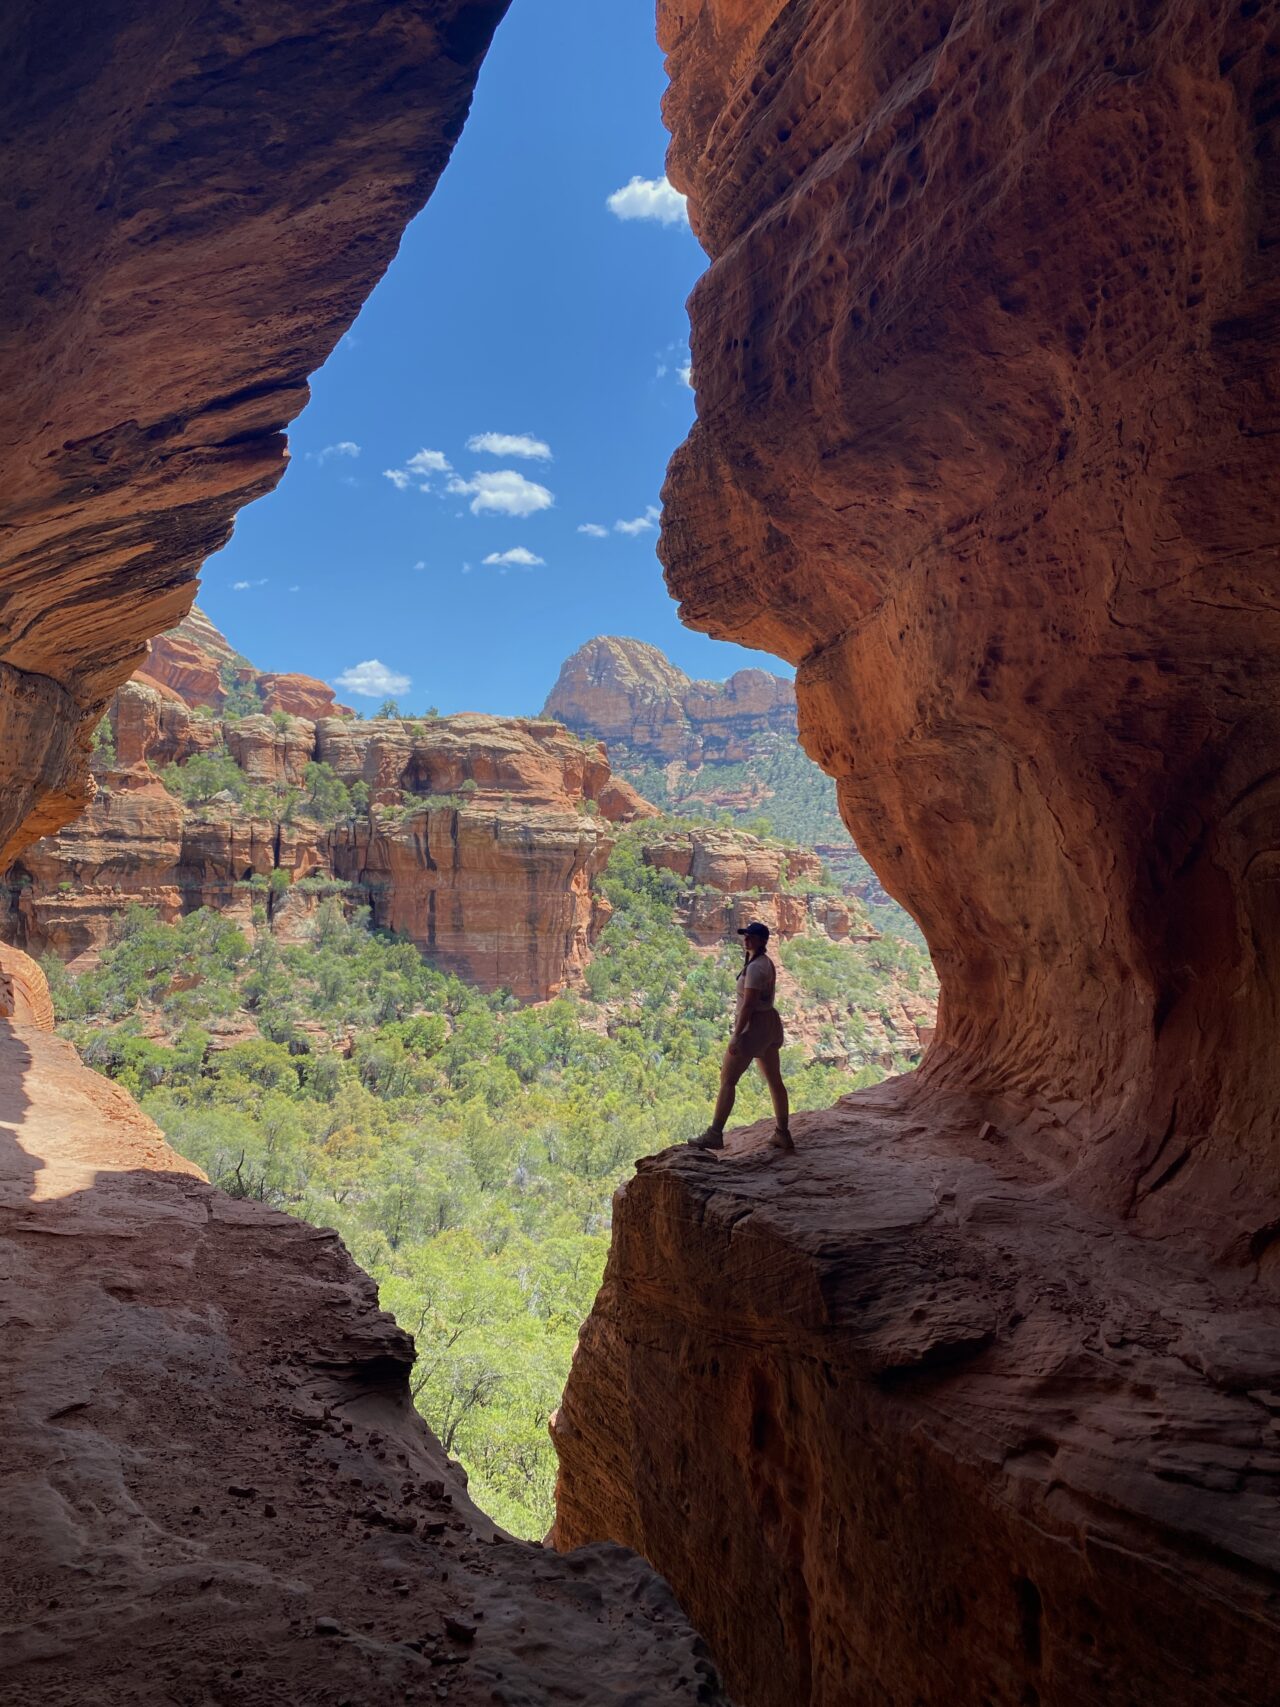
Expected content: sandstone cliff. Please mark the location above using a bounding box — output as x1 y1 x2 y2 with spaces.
5 680 629 1004
545 635 795 763
640 826 869 947
7 656 895 1014
543 635 887 909
553 2 1280 1703
553 1092 1280 1707
140 607 354 720
655 0 1280 1247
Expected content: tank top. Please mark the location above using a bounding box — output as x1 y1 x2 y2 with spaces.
735 952 776 1023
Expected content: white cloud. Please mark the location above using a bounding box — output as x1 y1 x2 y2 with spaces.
679 362 693 388
232 578 269 590
289 584 301 593
335 660 411 699
407 448 452 476
413 560 427 571
447 469 554 518
577 523 608 538
467 431 552 462
607 175 689 228
383 469 412 490
308 440 360 462
614 505 661 536
483 547 545 568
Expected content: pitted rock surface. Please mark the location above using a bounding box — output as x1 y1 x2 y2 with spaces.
657 0 1280 1246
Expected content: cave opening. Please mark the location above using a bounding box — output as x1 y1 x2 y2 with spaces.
1 0 936 1559
4 0 1279 1703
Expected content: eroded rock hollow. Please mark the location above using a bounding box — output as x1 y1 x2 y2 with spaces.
659 0 1280 1248
553 2 1280 1702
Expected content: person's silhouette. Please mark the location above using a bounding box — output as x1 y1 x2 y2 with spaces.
690 921 793 1153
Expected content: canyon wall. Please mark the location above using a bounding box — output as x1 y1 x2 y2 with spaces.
553 2 1280 1703
640 826 868 946
0 0 504 867
5 682 627 1003
139 607 353 719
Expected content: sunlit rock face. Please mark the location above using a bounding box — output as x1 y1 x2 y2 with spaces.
320 714 618 1001
140 609 354 720
544 634 796 761
0 1 504 865
5 667 630 1000
658 0 1280 1248
553 3 1280 1703
640 825 867 945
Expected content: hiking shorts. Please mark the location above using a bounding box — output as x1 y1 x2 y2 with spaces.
733 1007 785 1060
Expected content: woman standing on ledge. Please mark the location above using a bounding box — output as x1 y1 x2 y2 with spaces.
690 921 794 1153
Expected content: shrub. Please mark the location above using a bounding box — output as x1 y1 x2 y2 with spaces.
162 747 246 805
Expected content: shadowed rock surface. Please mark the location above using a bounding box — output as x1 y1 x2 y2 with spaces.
0 0 506 865
553 1 1280 1702
553 1090 1280 1707
0 952 728 1706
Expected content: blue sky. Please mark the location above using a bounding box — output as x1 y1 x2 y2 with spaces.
201 0 789 716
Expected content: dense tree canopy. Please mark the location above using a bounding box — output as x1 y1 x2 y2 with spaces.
47 829 933 1535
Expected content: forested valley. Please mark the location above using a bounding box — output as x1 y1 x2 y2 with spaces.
45 826 934 1535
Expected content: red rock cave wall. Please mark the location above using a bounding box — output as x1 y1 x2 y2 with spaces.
0 0 511 867
658 0 1280 1247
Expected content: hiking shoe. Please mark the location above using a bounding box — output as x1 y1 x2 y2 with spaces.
767 1127 795 1153
688 1127 725 1151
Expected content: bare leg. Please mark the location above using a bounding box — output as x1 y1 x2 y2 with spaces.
756 1048 792 1146
711 1046 752 1132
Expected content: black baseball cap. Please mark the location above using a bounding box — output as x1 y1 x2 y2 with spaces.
737 922 770 941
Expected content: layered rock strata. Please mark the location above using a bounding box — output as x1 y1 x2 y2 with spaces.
0 1 498 863
140 608 353 720
0 953 727 1705
544 635 795 762
5 687 626 1002
641 826 870 946
554 1 1280 1703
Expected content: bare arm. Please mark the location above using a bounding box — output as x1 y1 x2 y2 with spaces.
729 973 760 1051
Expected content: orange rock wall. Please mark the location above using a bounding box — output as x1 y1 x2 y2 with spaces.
641 827 865 945
657 0 1280 1248
5 696 624 1002
544 635 796 761
142 610 354 719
